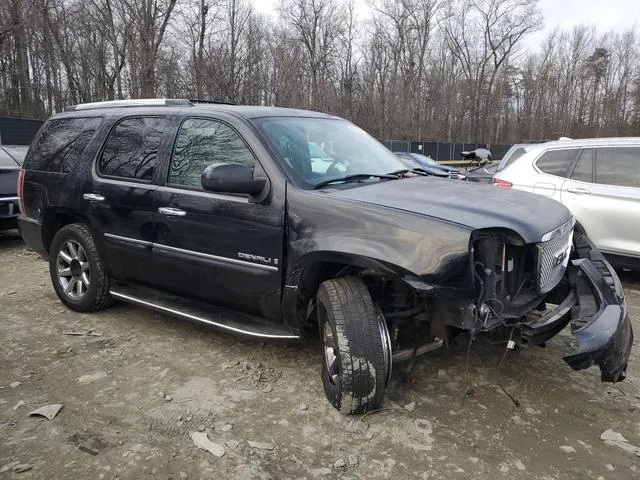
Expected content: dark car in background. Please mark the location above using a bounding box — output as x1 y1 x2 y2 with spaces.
0 145 28 230
394 152 460 178
464 162 499 183
465 143 544 183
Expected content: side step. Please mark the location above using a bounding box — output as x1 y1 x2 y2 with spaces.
110 282 301 341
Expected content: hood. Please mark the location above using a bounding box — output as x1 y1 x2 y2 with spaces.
328 176 572 244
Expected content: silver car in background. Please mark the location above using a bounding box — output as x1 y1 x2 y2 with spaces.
493 138 640 270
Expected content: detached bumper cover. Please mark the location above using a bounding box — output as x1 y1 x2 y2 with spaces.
563 256 633 382
519 248 632 382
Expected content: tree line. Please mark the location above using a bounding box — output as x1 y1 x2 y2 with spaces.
1 0 639 145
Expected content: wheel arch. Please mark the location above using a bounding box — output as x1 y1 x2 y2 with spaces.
42 208 91 253
282 251 433 333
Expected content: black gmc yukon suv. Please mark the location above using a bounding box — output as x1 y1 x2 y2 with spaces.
18 99 632 414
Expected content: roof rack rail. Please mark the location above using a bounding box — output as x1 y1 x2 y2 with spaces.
189 98 236 106
65 98 193 112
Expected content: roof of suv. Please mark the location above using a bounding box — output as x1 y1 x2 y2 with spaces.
535 137 640 149
56 99 338 121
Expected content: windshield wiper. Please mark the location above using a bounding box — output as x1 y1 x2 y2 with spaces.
388 168 438 177
313 173 398 189
385 169 411 177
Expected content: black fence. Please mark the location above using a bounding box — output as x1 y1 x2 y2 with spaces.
0 116 44 145
379 140 512 161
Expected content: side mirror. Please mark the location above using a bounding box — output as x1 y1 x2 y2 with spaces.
201 163 267 197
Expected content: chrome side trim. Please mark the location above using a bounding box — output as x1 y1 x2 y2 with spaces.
104 233 152 247
0 196 19 202
157 185 249 203
154 243 278 272
109 290 300 340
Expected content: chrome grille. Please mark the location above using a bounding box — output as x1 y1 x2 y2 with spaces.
538 220 574 294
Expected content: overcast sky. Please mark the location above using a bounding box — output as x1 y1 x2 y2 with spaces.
252 0 640 49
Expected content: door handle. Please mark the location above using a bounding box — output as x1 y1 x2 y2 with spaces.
83 193 105 202
158 207 187 217
566 187 590 195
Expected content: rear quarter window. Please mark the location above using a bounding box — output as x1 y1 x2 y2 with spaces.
23 117 102 172
535 148 580 177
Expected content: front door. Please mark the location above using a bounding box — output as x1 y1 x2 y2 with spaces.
152 117 284 320
88 116 173 284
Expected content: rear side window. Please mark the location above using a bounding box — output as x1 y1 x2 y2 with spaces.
595 147 640 187
23 118 101 172
535 149 580 177
98 117 170 181
570 149 594 183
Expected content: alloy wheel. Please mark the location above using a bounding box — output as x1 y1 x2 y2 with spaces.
56 240 90 300
323 317 341 385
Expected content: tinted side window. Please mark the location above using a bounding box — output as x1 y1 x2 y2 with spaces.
570 149 594 183
98 117 170 181
595 147 640 187
535 149 580 177
168 118 255 189
23 118 101 172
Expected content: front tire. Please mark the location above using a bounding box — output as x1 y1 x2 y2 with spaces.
317 277 390 415
49 223 112 312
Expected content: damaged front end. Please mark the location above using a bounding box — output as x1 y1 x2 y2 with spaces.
470 220 632 383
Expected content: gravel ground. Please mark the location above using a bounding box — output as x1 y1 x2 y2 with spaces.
1 228 639 480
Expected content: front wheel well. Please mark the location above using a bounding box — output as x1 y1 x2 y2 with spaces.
295 261 428 334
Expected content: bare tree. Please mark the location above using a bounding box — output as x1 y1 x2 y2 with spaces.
280 0 345 110
0 0 639 146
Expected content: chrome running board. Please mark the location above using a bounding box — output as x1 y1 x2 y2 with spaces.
110 282 301 341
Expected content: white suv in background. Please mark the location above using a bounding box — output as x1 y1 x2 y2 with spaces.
493 138 640 269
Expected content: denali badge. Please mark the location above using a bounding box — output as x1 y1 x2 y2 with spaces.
238 252 278 266
553 249 568 267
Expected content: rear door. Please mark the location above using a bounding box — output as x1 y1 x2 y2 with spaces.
151 117 285 319
531 148 581 201
563 146 640 257
88 115 174 284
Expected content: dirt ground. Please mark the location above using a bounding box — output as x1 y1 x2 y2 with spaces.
1 229 639 480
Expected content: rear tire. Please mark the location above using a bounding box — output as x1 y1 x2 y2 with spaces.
317 276 390 415
49 223 112 312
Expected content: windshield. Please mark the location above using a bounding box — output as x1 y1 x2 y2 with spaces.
309 142 329 159
256 117 407 188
